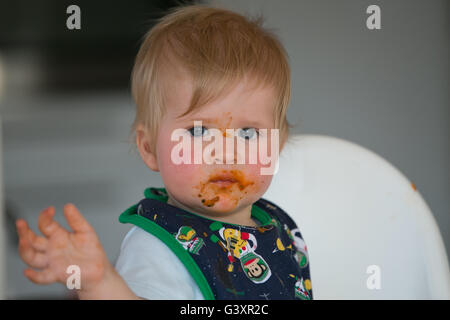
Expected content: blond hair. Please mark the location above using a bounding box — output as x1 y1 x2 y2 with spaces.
129 3 293 155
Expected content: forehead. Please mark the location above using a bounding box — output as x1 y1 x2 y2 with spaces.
165 75 276 127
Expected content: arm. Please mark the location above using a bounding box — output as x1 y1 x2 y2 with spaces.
115 226 204 300
16 203 142 300
76 263 143 300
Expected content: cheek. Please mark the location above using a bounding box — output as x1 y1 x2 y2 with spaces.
158 142 200 187
246 163 273 192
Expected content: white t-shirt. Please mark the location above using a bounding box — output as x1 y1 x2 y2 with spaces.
115 226 205 300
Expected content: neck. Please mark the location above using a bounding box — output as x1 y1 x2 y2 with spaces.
166 196 258 227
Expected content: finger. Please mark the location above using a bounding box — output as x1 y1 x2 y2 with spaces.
18 237 48 269
27 228 48 252
16 219 48 252
38 206 66 238
16 219 29 239
64 203 94 234
24 268 57 285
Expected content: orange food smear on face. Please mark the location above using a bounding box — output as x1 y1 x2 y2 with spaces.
229 170 254 190
204 113 233 138
195 169 256 209
202 196 220 207
411 182 417 191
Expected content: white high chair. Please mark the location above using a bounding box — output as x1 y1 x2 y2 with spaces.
264 134 450 299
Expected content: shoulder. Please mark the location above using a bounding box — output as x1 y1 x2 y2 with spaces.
257 197 310 245
115 226 204 300
119 225 166 251
257 197 299 229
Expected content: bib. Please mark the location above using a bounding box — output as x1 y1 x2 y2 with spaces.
119 187 313 300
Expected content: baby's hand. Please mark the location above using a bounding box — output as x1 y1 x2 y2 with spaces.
16 204 112 292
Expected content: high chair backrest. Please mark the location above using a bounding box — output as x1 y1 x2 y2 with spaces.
264 134 450 299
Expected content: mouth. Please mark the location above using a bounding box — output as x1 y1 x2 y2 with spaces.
210 181 236 188
197 170 255 209
208 173 238 186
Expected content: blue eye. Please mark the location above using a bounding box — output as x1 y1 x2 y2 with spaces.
237 127 259 140
187 126 209 137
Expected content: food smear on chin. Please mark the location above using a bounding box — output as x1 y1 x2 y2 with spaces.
201 196 220 207
196 169 255 208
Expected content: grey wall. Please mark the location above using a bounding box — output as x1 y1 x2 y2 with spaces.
1 0 448 298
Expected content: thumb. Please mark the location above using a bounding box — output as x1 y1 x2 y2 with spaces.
64 203 94 233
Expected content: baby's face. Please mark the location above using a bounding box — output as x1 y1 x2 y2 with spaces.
154 76 279 219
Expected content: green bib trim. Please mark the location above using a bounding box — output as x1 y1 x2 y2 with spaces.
119 203 215 300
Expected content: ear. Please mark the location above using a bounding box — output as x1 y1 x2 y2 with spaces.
136 124 159 172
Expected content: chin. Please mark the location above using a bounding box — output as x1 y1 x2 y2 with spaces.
199 192 251 214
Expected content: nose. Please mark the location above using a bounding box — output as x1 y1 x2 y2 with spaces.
208 131 245 165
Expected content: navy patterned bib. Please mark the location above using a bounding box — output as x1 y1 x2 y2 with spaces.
119 187 313 300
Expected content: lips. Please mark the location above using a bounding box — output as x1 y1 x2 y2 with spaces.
208 173 238 185
210 178 237 183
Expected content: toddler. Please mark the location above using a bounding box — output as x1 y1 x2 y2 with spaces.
15 4 312 300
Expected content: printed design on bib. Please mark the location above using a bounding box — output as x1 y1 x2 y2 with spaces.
174 226 205 255
137 203 145 216
268 217 309 270
288 227 309 269
266 218 293 253
261 202 312 298
289 274 312 300
208 222 272 284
